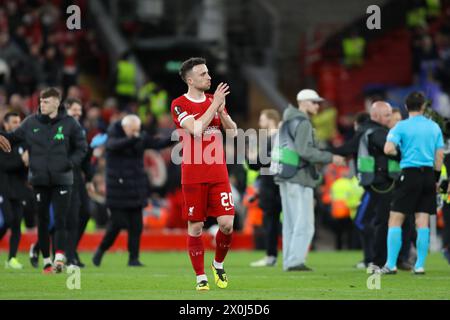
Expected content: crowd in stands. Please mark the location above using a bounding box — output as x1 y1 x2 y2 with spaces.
0 0 253 237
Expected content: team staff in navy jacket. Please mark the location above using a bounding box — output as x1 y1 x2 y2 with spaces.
93 114 173 267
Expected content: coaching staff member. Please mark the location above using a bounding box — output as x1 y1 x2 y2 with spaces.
92 114 173 267
0 88 87 273
0 112 30 269
382 91 444 275
64 98 94 267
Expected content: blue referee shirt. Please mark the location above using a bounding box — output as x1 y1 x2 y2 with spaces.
387 115 444 169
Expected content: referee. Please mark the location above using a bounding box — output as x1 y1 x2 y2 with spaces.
382 92 444 275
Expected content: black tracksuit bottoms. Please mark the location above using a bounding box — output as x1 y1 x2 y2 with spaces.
0 197 24 259
98 207 143 261
33 186 72 258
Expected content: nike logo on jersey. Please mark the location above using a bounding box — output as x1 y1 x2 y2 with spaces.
225 207 233 211
60 190 68 195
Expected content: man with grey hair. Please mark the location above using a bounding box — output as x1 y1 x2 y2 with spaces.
92 113 173 267
275 89 345 271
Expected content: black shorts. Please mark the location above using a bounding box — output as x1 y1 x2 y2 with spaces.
391 167 437 215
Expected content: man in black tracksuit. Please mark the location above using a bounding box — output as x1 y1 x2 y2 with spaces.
0 112 32 269
92 114 173 267
0 88 87 273
64 98 94 267
327 112 374 267
29 98 94 268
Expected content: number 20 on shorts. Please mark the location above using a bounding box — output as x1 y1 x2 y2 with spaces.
220 192 234 208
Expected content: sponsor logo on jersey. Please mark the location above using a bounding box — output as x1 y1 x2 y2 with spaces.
203 126 221 135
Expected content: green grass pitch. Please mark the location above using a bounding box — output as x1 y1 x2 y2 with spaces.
0 251 449 300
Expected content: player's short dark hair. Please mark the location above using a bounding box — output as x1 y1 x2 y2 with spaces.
405 91 426 112
179 57 206 83
64 97 83 110
3 111 20 123
40 87 62 101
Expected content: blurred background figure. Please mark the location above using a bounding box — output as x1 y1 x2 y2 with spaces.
249 109 282 267
0 112 30 269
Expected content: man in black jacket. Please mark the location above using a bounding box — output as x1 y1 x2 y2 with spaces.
0 112 31 269
0 88 87 273
64 98 94 267
92 114 173 267
249 109 283 267
330 102 410 271
29 98 94 268
328 112 374 268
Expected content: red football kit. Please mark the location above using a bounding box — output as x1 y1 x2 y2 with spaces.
171 93 235 221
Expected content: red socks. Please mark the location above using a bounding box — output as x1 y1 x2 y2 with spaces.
215 229 232 263
188 230 232 276
188 235 205 276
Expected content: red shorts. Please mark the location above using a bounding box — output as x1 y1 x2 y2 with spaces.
182 182 235 221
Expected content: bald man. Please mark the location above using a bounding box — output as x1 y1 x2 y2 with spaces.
370 101 393 128
353 101 411 272
92 114 173 267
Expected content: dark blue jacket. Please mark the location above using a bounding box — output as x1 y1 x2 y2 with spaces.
105 120 173 209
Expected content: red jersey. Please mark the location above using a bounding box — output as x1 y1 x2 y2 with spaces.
171 93 229 185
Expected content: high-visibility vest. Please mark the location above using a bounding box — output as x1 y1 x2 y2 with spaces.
406 7 427 28
357 127 401 187
243 185 264 234
312 107 337 142
244 162 259 187
321 163 349 205
331 177 364 219
150 90 168 119
116 60 136 97
138 82 169 120
138 82 157 121
426 0 441 17
440 164 450 203
342 37 365 66
331 178 352 219
347 176 365 219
